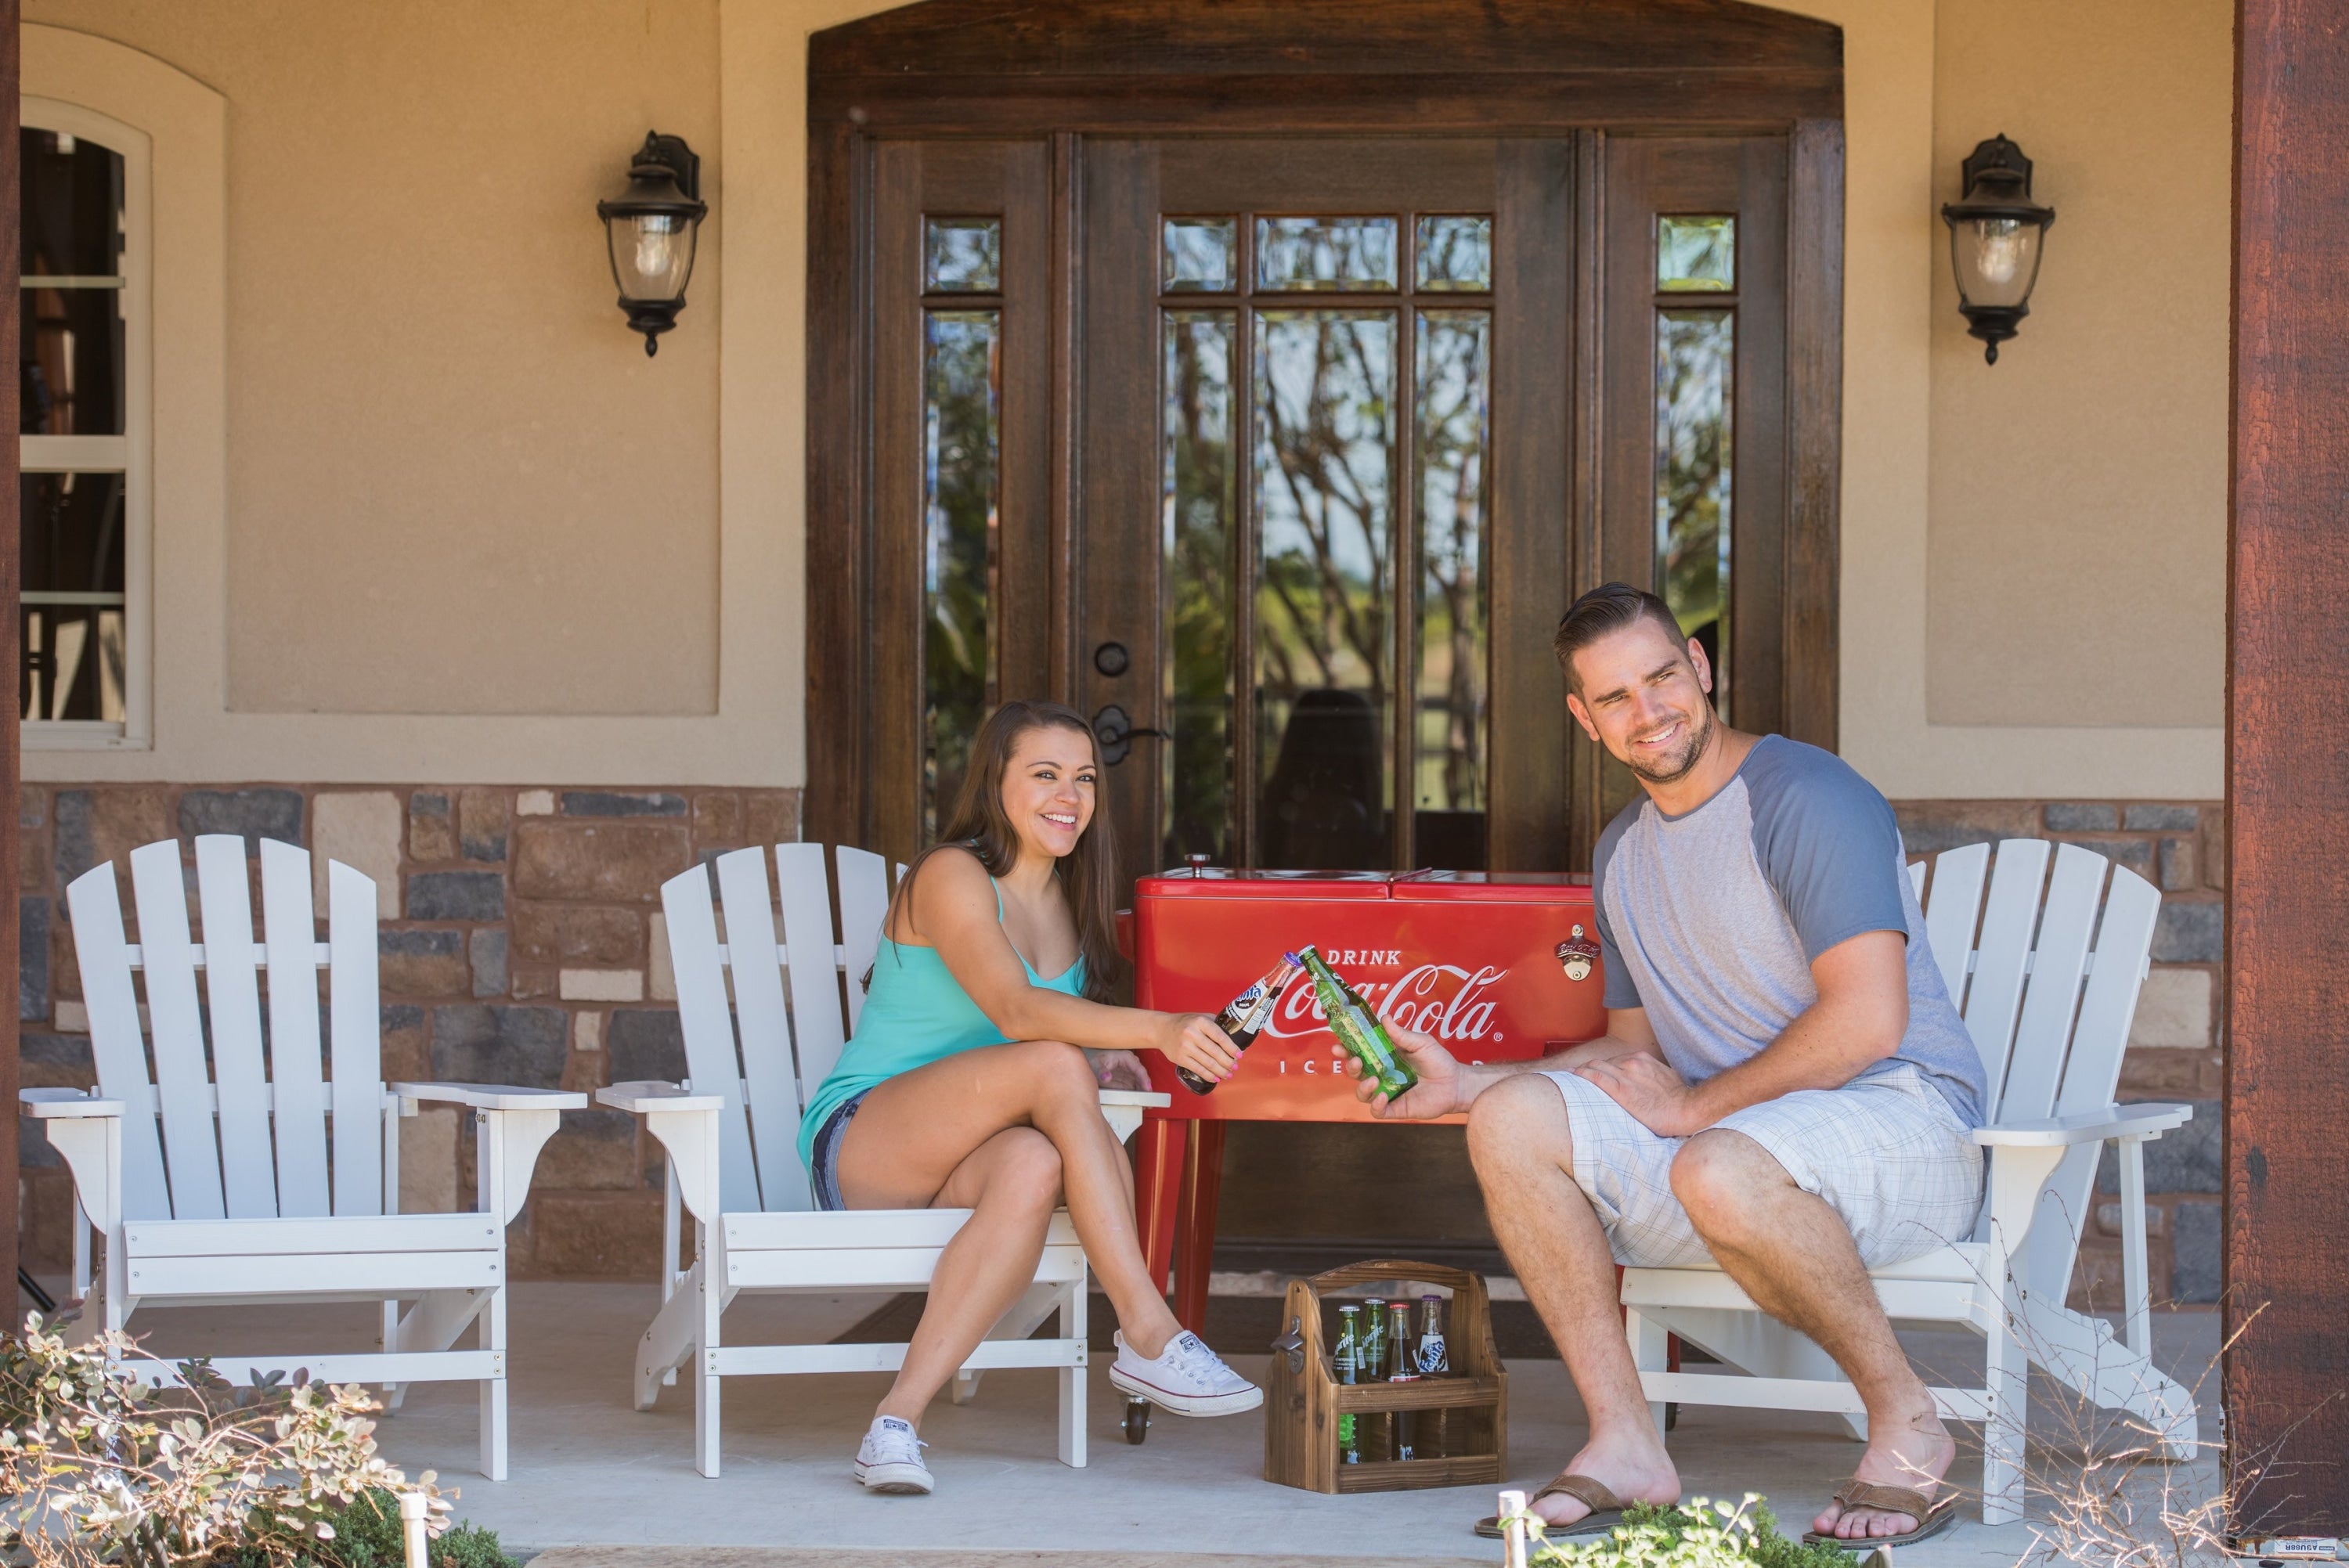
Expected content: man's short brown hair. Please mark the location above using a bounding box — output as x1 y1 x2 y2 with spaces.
1552 582 1687 694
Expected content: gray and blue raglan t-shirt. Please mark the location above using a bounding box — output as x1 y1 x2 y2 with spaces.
1591 734 1986 1126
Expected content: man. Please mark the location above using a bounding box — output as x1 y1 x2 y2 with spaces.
1345 582 1986 1545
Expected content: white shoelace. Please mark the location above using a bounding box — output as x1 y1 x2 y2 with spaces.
1160 1332 1233 1386
864 1420 928 1466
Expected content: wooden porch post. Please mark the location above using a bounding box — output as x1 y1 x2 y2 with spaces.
2227 0 2349 1530
0 0 21 1307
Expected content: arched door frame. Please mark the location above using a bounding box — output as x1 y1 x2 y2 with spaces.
804 0 1846 866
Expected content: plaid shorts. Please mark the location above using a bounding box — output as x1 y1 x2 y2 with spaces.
1544 1061 1985 1269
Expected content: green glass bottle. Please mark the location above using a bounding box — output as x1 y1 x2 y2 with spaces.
1297 945 1418 1098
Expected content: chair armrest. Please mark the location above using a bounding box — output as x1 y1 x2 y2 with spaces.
1974 1101 2192 1148
392 1082 590 1113
20 1088 125 1119
597 1080 727 1114
1098 1089 1168 1143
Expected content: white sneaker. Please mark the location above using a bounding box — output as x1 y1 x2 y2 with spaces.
853 1415 933 1494
1107 1329 1265 1416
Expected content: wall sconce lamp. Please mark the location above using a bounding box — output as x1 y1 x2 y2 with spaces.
597 132 707 356
1941 134 2055 364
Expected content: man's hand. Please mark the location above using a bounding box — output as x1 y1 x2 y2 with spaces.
1331 1024 1464 1119
1572 1051 1709 1138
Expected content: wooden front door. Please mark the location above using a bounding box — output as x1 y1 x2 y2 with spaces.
828 123 1831 882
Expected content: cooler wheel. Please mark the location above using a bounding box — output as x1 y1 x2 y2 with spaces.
1123 1399 1152 1444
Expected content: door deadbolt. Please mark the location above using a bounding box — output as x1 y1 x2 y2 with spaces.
1093 640 1131 678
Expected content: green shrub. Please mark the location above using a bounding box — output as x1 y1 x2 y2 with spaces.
223 1488 516 1568
1519 1496 1860 1568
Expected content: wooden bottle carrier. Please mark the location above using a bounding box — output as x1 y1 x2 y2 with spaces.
1264 1259 1506 1494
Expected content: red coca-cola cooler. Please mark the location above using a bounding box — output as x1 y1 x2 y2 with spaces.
1128 868 1608 1332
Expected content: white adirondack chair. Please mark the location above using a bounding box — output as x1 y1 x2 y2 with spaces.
20 835 586 1480
597 842 1165 1478
1618 838 2197 1524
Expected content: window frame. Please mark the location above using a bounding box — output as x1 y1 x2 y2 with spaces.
20 96 153 750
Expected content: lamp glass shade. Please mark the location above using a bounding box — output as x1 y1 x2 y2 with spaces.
1949 214 2044 310
608 211 698 303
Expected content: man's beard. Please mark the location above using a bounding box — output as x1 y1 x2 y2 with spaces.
1621 701 1716 784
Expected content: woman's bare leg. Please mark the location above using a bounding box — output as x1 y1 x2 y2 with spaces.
864 1126 1062 1423
837 1037 1185 1423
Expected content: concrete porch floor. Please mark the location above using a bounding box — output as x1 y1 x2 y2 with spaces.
97 1283 2223 1566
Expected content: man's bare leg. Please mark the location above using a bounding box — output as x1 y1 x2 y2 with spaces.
1670 1130 1954 1541
1468 1076 1680 1527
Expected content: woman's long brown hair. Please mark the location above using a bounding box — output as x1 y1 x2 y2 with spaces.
891 699 1125 1001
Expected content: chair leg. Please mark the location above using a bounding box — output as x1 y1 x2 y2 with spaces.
1626 1306 1670 1441
381 1299 405 1411
1980 1288 2026 1526
695 1222 722 1480
1059 1274 1087 1468
480 1283 509 1482
637 1261 702 1411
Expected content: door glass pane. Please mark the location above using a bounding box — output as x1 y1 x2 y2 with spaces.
20 471 127 723
1254 309 1394 870
924 311 1001 838
1414 215 1492 293
1255 217 1398 293
1414 310 1490 871
1655 309 1734 709
1657 215 1735 292
924 218 1001 293
1162 312 1237 865
1163 218 1238 294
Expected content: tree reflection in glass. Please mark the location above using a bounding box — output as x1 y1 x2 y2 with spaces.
1161 311 1237 866
1415 310 1489 868
1254 310 1395 870
1654 309 1733 707
924 311 1001 841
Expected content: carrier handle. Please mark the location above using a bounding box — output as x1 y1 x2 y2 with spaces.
1305 1257 1485 1296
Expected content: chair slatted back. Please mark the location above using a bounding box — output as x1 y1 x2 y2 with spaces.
65 835 384 1224
659 844 900 1217
259 838 332 1215
1914 838 2160 1295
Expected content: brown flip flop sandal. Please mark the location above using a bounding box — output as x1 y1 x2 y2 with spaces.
1474 1474 1631 1539
1800 1480 1959 1548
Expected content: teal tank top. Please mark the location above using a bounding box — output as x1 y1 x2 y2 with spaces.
796 877 1088 1168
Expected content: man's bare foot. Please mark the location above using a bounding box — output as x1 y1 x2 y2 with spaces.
1812 1413 1958 1540
1529 1426 1680 1528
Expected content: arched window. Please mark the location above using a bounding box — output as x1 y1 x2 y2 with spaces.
20 98 149 742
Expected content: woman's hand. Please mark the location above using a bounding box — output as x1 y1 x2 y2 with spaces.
1084 1047 1153 1091
1154 1012 1241 1083
1333 1022 1465 1119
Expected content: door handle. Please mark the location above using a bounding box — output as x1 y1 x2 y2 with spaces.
1092 704 1167 766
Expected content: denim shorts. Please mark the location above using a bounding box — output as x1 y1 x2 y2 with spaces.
808 1088 871 1211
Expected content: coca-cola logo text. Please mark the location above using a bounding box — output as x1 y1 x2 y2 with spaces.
1269 954 1506 1044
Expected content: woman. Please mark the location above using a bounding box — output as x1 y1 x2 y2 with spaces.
798 699 1262 1496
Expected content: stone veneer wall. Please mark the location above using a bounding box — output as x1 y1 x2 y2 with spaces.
13 788 2223 1306
14 783 799 1278
1892 800 2224 1308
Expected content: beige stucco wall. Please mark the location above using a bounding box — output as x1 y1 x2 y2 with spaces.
1926 0 2232 731
26 0 722 717
17 0 2231 798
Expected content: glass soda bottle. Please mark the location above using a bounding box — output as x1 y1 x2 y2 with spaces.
1333 1303 1360 1383
1387 1301 1420 1461
1359 1299 1388 1458
1178 952 1304 1095
1339 1411 1360 1465
1297 946 1418 1097
1416 1293 1449 1375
